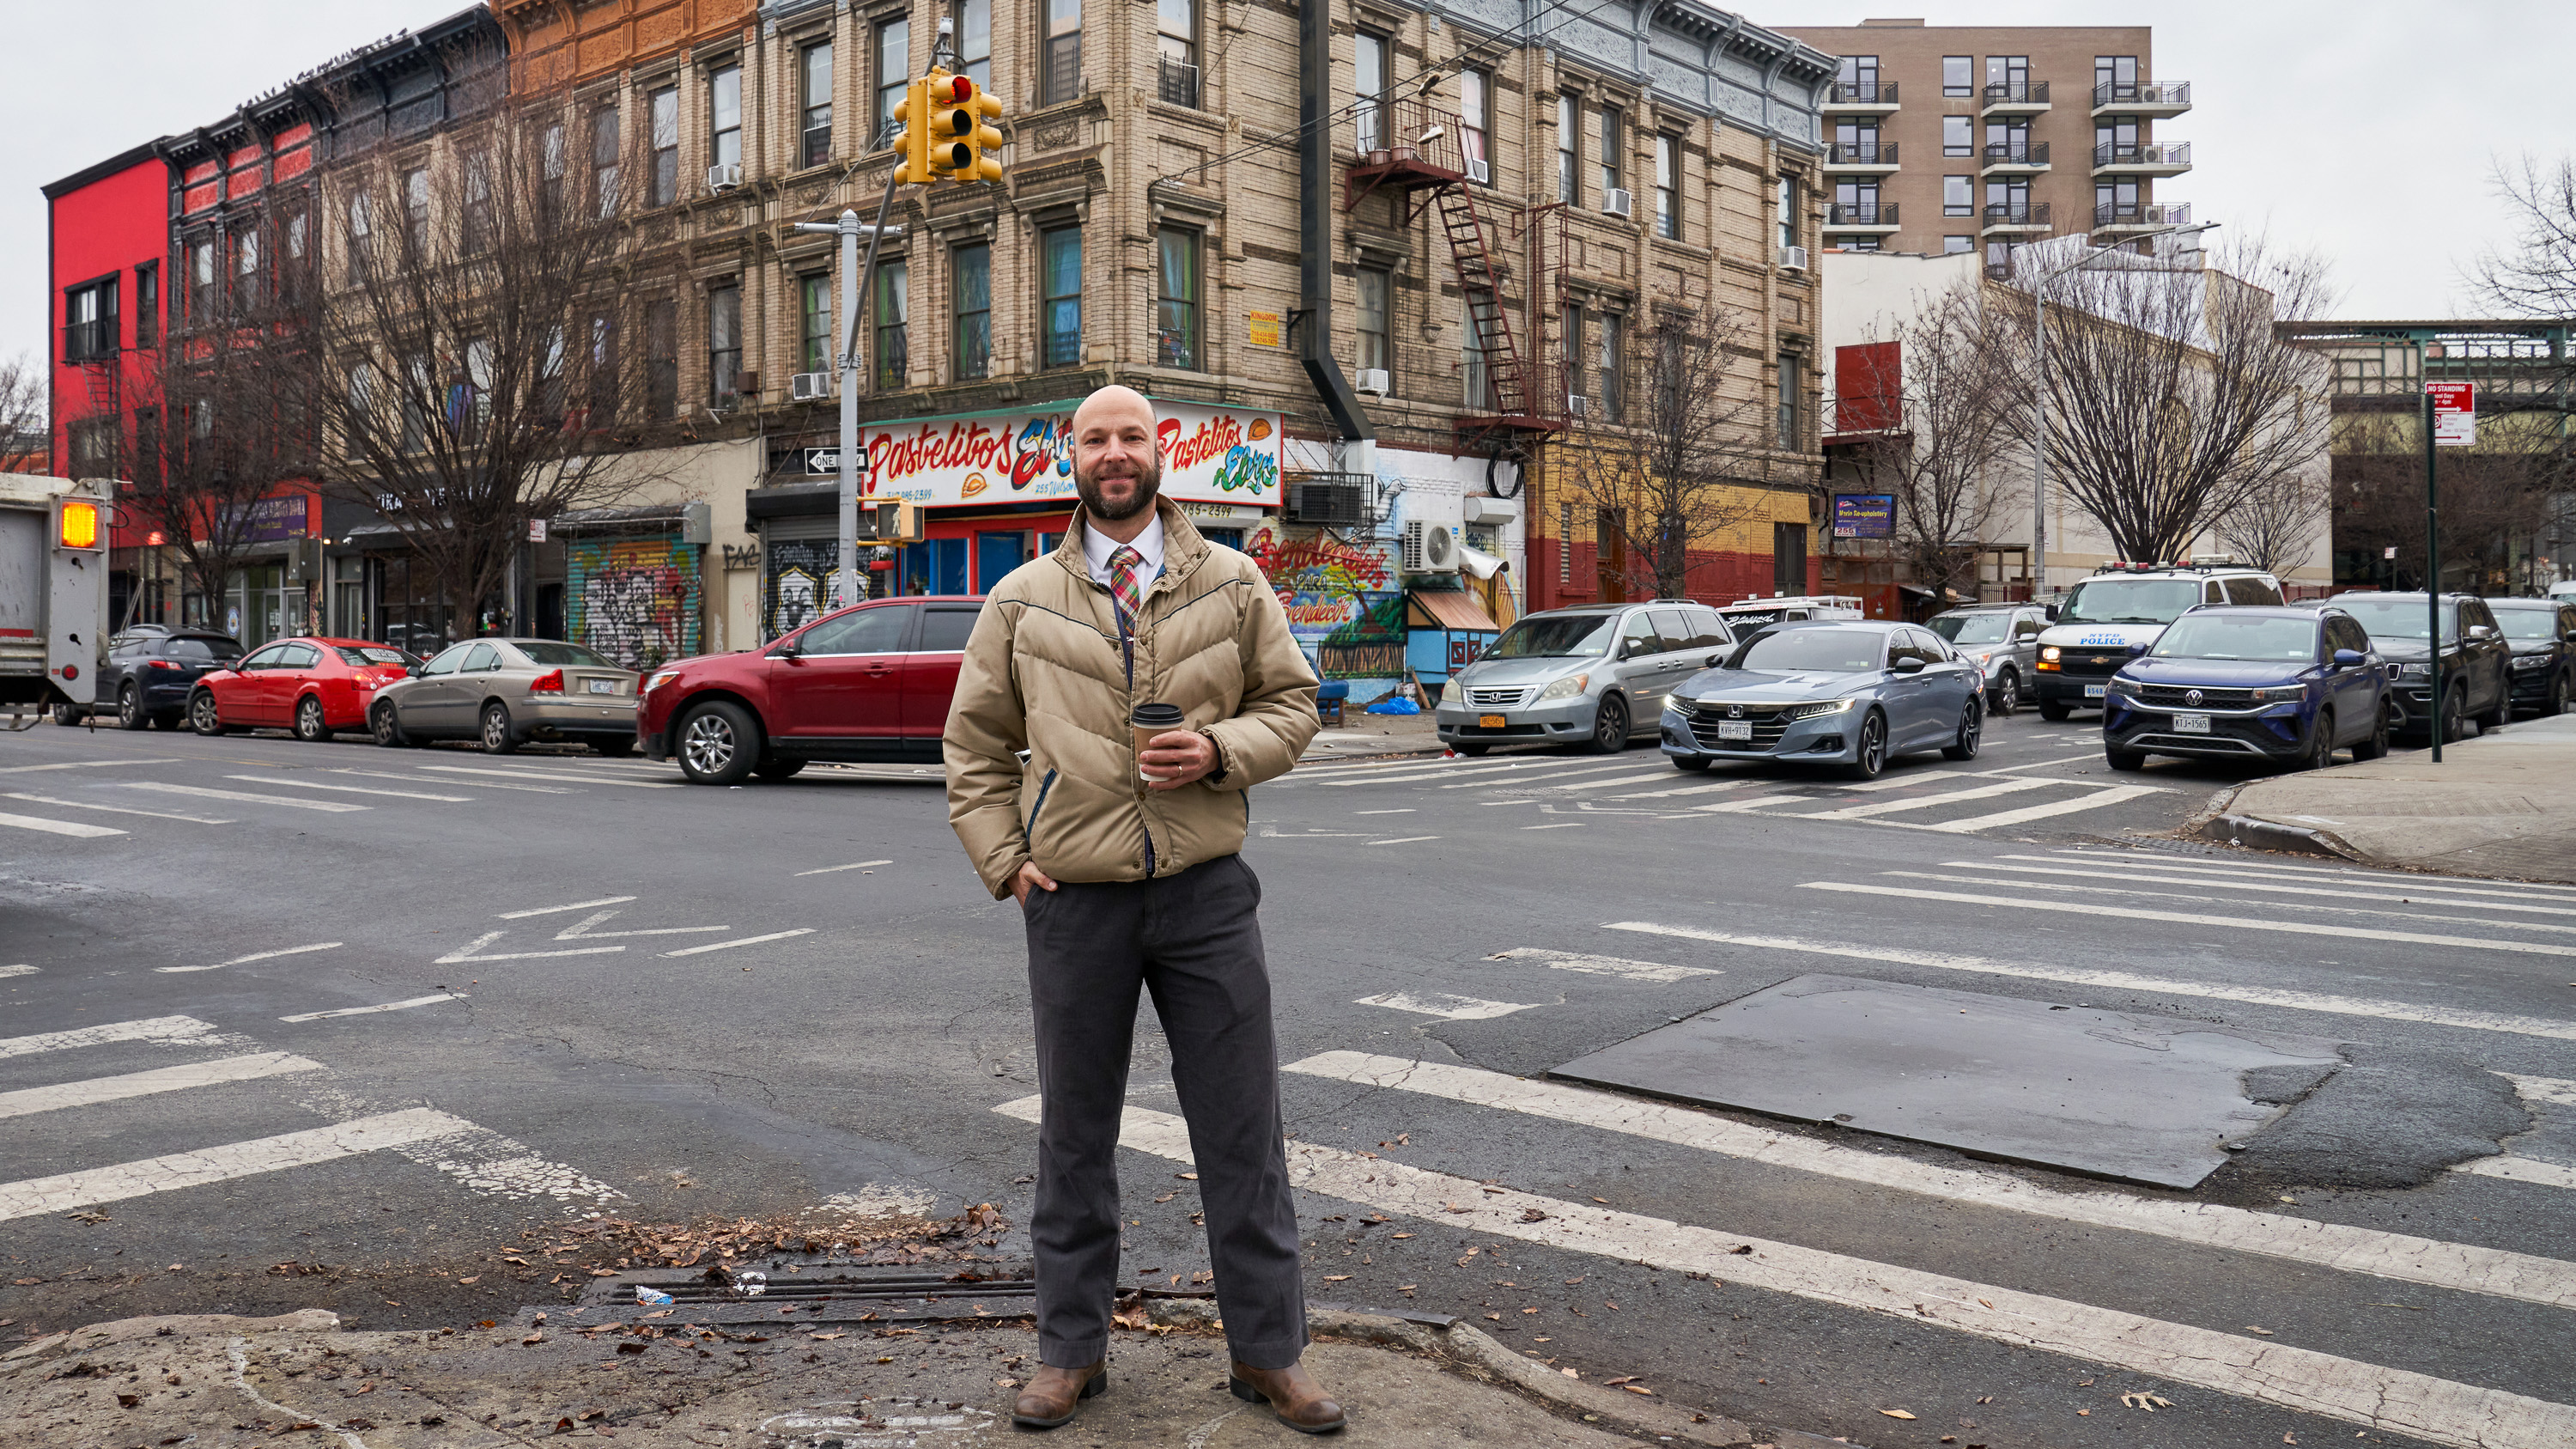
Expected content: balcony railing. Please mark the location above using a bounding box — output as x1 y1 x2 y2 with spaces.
1826 80 1897 106
1827 202 1898 227
2093 80 2190 110
1981 141 2049 167
1826 141 1897 166
1981 80 2049 107
1158 57 1200 108
2093 142 2192 169
2093 201 2190 229
61 320 117 361
1983 201 2050 228
1352 94 1467 177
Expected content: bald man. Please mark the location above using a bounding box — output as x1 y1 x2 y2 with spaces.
944 386 1340 1432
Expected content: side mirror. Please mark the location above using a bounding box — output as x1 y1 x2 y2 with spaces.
2468 624 2497 641
773 637 803 659
1706 653 1727 669
405 664 423 678
1891 654 1927 674
2044 604 2060 621
2332 648 2366 669
2126 642 2149 656
1623 638 1654 660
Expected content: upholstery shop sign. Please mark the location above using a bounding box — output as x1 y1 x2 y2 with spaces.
1831 493 1895 539
822 399 1282 509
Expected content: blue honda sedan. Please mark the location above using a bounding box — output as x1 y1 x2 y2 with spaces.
2102 606 2392 771
1662 620 1985 780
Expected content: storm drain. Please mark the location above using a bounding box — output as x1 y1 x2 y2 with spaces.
580 1262 1037 1325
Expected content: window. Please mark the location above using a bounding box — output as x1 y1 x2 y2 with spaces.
586 312 618 423
1838 54 1878 100
462 155 493 252
875 19 909 148
1040 225 1082 367
134 265 158 348
1462 294 1492 410
1042 0 1083 106
1984 55 2029 100
347 362 374 434
131 407 160 488
1598 105 1622 198
1557 93 1578 204
1563 303 1584 409
2096 53 2138 103
1777 175 1796 252
954 242 991 380
70 417 116 478
1353 31 1386 153
1943 174 1972 217
1156 228 1199 369
231 224 260 314
1654 134 1679 239
1942 235 1975 254
800 273 834 374
708 283 741 401
464 336 495 443
2096 177 2138 223
1942 55 1971 97
1157 0 1197 106
64 277 118 359
189 236 217 320
647 86 679 205
540 121 567 220
958 0 991 90
592 107 621 215
1942 115 1971 157
645 297 678 418
1987 177 2031 220
710 64 743 171
400 352 429 453
799 43 834 168
1833 119 1879 161
2095 117 2138 164
873 259 908 390
403 167 429 253
1835 237 1882 253
1598 311 1622 421
1355 267 1389 375
1777 355 1800 447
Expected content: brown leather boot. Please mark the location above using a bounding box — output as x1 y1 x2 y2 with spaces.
1229 1359 1347 1434
1012 1361 1108 1429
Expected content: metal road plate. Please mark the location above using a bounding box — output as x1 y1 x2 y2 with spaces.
1551 974 2342 1189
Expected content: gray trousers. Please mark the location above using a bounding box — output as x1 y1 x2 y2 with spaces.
1020 854 1307 1370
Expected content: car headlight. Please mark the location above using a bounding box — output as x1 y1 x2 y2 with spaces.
645 670 681 693
1535 673 1590 703
2039 645 2063 662
2250 684 2308 703
1785 697 1862 721
2105 675 2141 696
2512 654 2549 670
2399 662 2430 679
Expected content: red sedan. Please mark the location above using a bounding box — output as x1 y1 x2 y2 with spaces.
189 636 420 742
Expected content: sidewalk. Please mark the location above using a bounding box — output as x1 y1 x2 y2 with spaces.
2 1300 1776 1448
2199 713 2576 881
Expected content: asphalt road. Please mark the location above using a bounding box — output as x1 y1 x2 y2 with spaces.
3 707 2572 1449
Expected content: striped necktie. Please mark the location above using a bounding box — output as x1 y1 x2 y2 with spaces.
1108 545 1146 626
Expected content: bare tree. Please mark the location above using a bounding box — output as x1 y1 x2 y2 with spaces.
2467 155 2576 323
2333 414 2565 591
2006 239 2335 566
2215 466 2323 577
123 332 315 628
1838 285 2024 606
1555 305 1788 600
0 351 44 466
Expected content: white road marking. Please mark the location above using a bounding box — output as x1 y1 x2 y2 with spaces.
2 792 230 824
662 928 816 957
554 910 729 939
1352 808 1416 815
2026 849 2576 901
434 931 625 964
497 895 639 919
0 1108 476 1221
1919 784 2165 832
1801 880 2576 959
1838 769 1976 793
1886 870 2576 936
225 775 471 802
1608 780 1749 800
117 782 367 813
0 965 33 979
2503 1073 2576 1107
1604 920 2576 1043
0 811 123 838
331 767 574 795
155 942 343 976
0 1052 326 1121
1442 762 1648 789
1520 822 1583 831
794 859 896 876
1287 1052 2576 1311
279 993 468 1023
1798 776 2059 820
1367 835 1443 845
1352 991 1535 1020
0 1016 228 1060
1692 795 1811 813
1975 856 2576 917
993 1096 2576 1449
2454 1155 2576 1191
1300 758 1518 783
1546 770 1693 793
415 764 679 788
0 758 180 773
1487 947 1720 983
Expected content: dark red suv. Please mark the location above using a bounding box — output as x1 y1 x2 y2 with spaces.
637 597 983 785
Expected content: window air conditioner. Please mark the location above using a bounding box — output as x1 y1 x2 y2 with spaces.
707 163 744 193
790 371 833 402
1465 157 1492 185
734 370 761 396
1354 367 1391 396
1285 479 1368 527
1779 245 1810 271
1603 187 1633 218
1565 393 1589 418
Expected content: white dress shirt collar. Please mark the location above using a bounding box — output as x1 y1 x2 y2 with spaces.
1080 510 1166 588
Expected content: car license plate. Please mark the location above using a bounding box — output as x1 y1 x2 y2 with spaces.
587 679 619 695
2172 712 2211 734
1479 714 1506 728
2084 685 2107 699
1716 719 1754 741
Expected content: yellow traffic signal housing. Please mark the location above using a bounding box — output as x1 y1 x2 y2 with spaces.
856 498 924 545
927 75 1005 183
887 77 933 186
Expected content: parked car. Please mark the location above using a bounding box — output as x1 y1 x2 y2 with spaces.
2032 563 2284 720
188 636 420 741
369 637 641 754
2102 606 2391 771
1434 602 1735 757
1662 619 1984 780
2328 592 2512 742
61 626 244 730
2488 597 2576 717
1925 604 2050 716
639 597 984 784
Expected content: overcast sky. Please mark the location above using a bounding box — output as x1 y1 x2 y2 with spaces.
6 1 2571 383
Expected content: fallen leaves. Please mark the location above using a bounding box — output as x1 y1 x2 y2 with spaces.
1322 1275 1352 1282
1519 1209 1548 1222
520 1332 545 1346
1879 1409 1917 1420
1176 1172 1199 1181
2122 1391 2172 1411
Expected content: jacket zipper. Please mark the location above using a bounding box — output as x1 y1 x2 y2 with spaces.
1026 767 1059 844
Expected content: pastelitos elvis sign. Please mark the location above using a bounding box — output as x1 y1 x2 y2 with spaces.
843 399 1282 509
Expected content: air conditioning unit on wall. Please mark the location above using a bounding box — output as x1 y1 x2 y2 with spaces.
1402 519 1462 574
1565 393 1589 418
707 163 744 193
791 371 833 402
1354 367 1391 396
1465 157 1492 185
1779 245 1810 271
1603 188 1633 218
1285 478 1367 527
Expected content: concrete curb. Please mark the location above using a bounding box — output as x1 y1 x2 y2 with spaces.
1145 1297 1761 1446
1 1309 340 1364
2178 782 2362 862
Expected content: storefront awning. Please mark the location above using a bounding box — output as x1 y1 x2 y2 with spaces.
1411 589 1501 633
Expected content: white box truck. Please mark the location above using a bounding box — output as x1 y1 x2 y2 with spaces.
1 474 111 729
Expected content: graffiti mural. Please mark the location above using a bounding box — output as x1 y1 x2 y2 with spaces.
1244 526 1397 646
762 536 837 642
567 538 702 670
1317 592 1406 680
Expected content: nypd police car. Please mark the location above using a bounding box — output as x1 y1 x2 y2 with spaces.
2033 562 2285 721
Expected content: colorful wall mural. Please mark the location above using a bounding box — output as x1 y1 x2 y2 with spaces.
567 537 702 669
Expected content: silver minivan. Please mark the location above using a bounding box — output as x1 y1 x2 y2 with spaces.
1434 602 1735 755
1926 604 2051 715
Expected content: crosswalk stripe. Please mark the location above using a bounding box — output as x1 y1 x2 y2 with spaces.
1838 769 1978 793
278 993 467 1023
1441 761 1647 789
1608 779 1748 800
993 1095 2576 1448
0 965 33 979
1801 880 2576 959
1313 760 1568 788
1545 769 1692 793
1920 784 2165 832
0 810 123 838
1886 870 2576 936
416 764 679 788
0 1108 476 1221
155 942 341 976
329 767 574 795
1692 794 1811 813
1352 991 1535 1020
1 792 230 824
2504 1073 2576 1107
2454 1155 2576 1191
1798 776 2058 820
1284 1052 2576 1311
1487 947 1720 983
0 758 181 774
1604 919 2576 1042
1982 855 2576 916
661 928 815 957
0 1052 325 1121
225 775 472 802
2027 849 2576 901
117 782 368 813
0 1016 226 1060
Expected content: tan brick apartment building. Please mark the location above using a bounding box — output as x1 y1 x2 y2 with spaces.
1772 19 2190 270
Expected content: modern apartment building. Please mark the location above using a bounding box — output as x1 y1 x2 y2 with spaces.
1772 19 2190 268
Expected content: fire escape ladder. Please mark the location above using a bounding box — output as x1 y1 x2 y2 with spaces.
1434 184 1527 418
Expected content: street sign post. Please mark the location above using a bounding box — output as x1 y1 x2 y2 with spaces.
2422 381 2472 762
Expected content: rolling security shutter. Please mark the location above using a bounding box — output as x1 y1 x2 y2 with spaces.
759 515 839 642
565 534 703 670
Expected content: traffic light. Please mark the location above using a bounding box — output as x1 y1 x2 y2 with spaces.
926 74 1005 184
855 498 924 545
886 77 933 186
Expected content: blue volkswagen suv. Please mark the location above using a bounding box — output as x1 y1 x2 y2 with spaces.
2102 606 2392 771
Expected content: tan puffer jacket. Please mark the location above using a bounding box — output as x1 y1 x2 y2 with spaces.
945 501 1321 899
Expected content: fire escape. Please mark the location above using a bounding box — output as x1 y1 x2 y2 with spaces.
1343 95 1562 462
62 310 121 476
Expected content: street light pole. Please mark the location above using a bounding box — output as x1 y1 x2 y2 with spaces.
792 204 902 611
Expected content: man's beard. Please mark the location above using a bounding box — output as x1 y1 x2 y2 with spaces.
1075 455 1163 521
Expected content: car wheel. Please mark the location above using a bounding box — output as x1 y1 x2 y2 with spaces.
293 695 333 743
2293 709 2334 771
2477 680 2511 730
479 702 519 754
1842 709 1888 781
677 701 761 785
117 684 149 731
2552 672 2573 718
752 757 808 782
2105 747 2148 771
1989 670 2020 718
370 702 412 749
51 703 80 726
2038 699 2073 722
1671 754 1712 772
1941 697 1984 760
1585 695 1630 755
189 691 227 736
2439 692 2466 744
2352 698 2391 760
1450 742 1490 758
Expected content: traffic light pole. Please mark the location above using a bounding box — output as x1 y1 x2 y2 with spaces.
2423 383 2443 764
793 180 902 611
